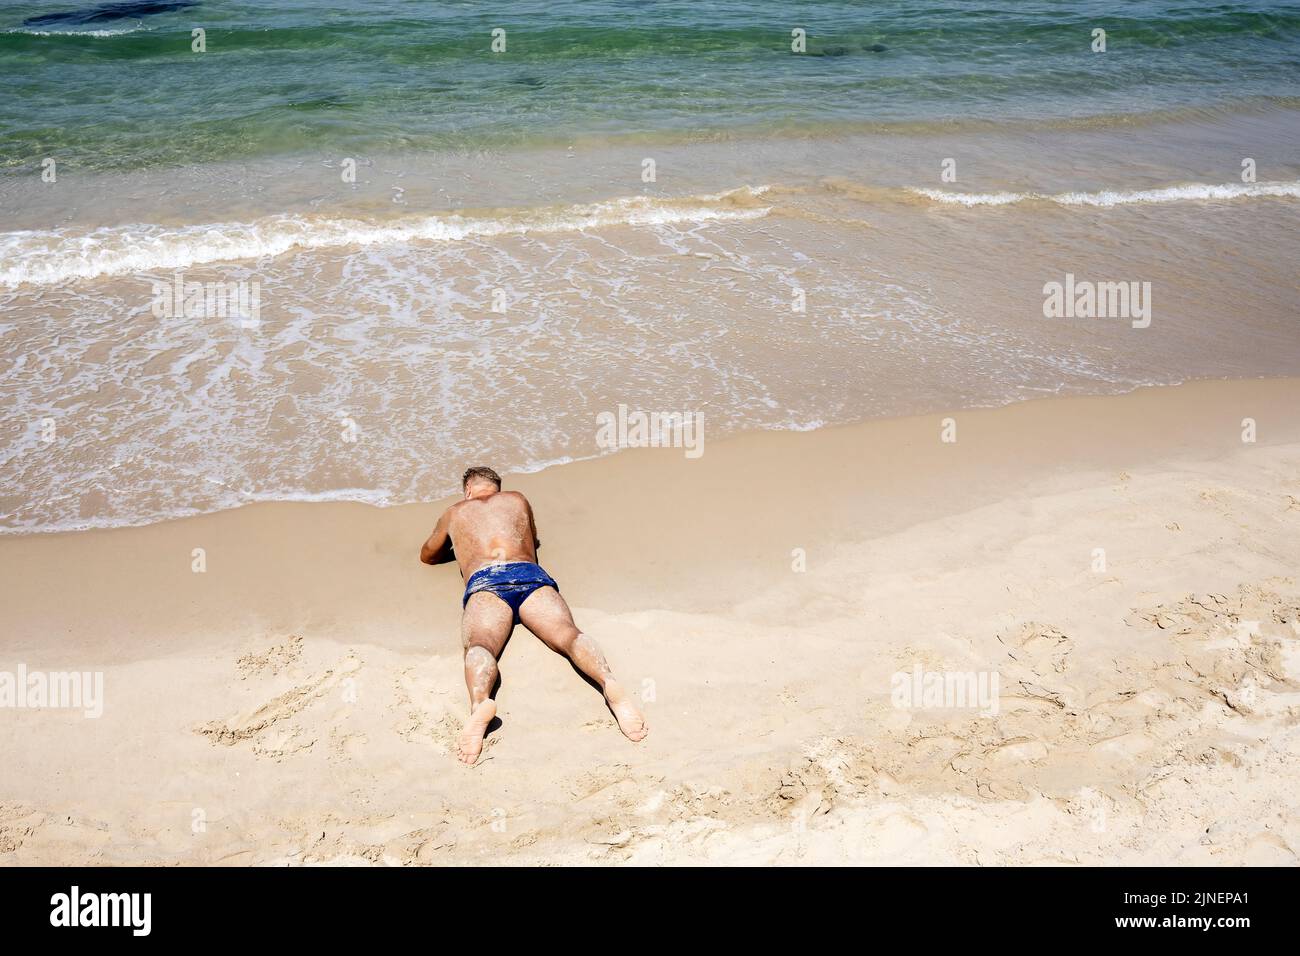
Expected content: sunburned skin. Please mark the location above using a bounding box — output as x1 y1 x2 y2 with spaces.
420 472 648 764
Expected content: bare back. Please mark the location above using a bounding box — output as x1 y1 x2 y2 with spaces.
444 491 538 578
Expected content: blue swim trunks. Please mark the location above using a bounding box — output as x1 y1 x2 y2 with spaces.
462 561 559 623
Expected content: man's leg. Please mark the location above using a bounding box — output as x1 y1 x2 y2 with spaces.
458 592 514 765
517 586 648 742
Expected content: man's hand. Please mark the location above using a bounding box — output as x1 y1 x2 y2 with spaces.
419 509 456 565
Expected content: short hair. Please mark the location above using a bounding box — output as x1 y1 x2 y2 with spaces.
462 466 502 490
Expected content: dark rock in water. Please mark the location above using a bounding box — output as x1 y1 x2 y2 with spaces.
511 75 546 89
24 1 199 27
866 43 888 53
811 45 852 57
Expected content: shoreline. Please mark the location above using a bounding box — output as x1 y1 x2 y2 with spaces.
5 103 1298 232
4 376 1298 621
1 372 1294 541
2 377 1299 865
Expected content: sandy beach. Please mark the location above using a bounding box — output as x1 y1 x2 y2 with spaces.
2 376 1297 865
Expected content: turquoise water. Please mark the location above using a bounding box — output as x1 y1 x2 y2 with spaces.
2 0 1299 170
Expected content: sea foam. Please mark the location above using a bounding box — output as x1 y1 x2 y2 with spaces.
0 187 773 287
910 181 1300 207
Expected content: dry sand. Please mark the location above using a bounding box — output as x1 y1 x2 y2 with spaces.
2 378 1299 865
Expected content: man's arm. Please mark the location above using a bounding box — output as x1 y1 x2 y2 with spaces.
521 494 540 551
419 508 456 565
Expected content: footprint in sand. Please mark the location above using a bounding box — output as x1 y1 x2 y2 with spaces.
663 782 732 822
328 726 369 762
236 635 303 680
1125 585 1296 689
986 738 1050 765
1092 730 1157 760
252 725 317 760
392 667 493 759
197 655 362 749
997 621 1073 675
570 763 635 802
0 802 44 855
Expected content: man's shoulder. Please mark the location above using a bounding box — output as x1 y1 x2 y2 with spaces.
445 490 530 515
442 498 472 520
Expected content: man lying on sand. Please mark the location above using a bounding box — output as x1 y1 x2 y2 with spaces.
420 466 649 764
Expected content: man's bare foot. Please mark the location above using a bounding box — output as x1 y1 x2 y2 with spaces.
457 699 496 765
603 680 648 742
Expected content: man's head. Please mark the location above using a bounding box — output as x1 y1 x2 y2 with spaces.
462 465 502 499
